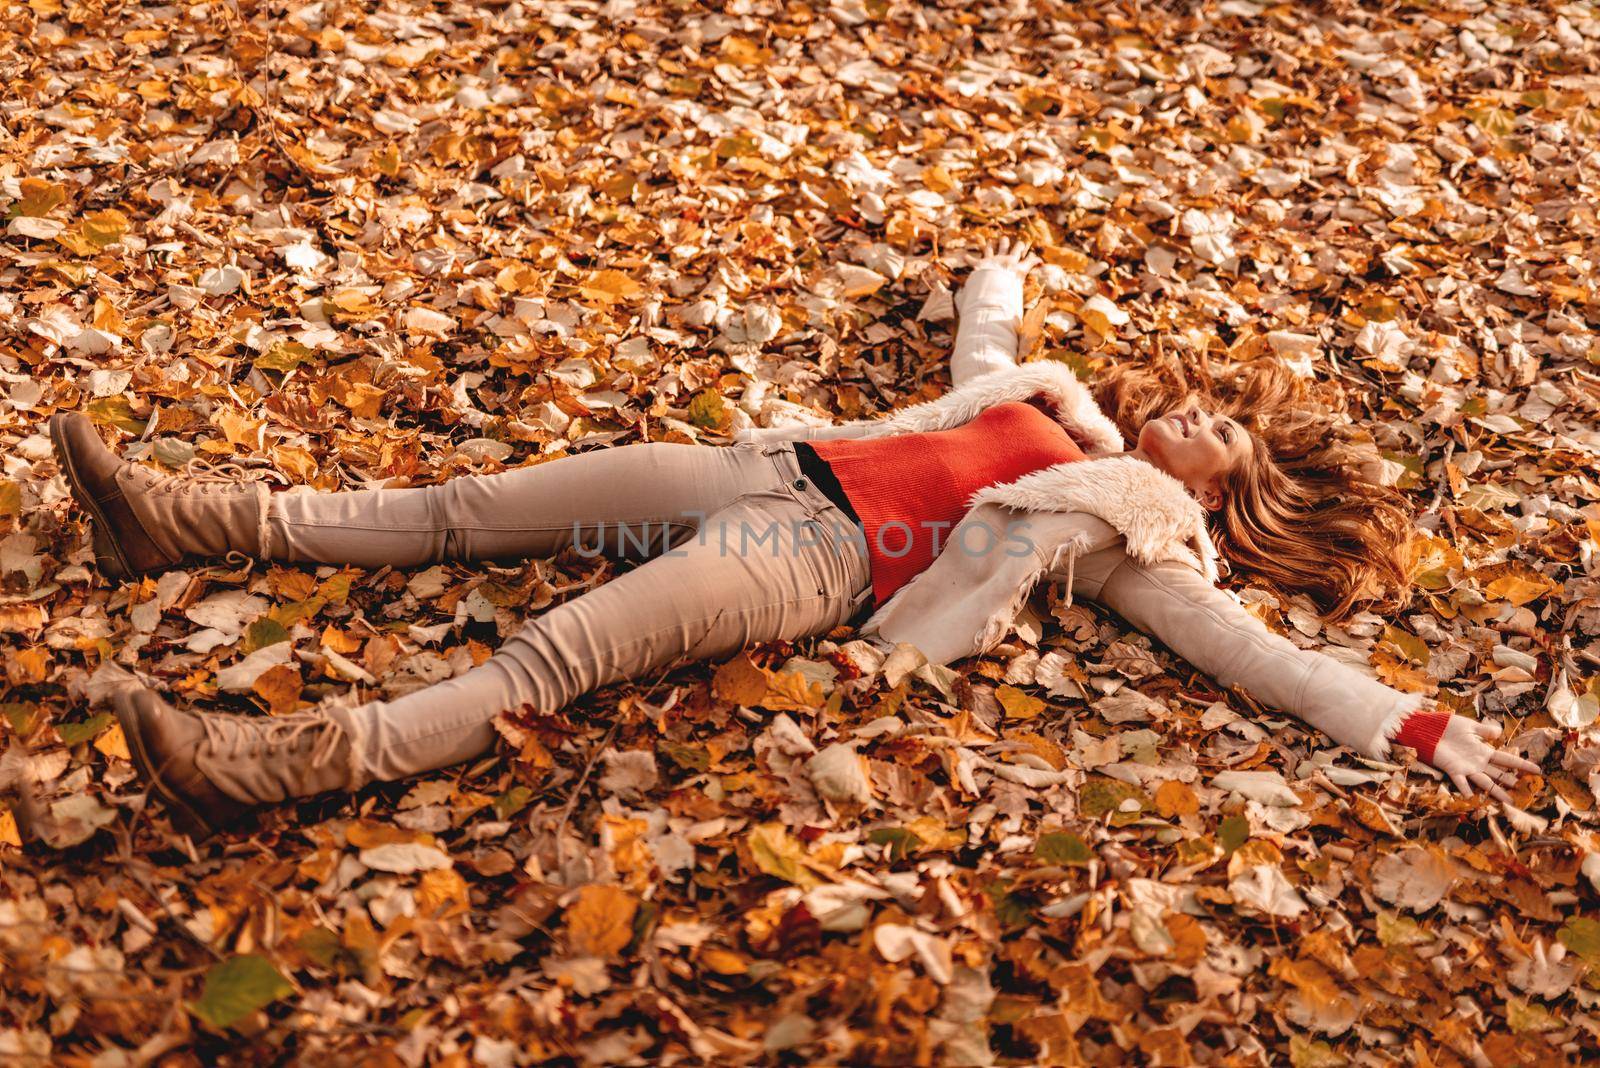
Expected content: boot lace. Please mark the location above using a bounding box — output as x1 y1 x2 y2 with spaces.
205 711 349 771
146 457 286 498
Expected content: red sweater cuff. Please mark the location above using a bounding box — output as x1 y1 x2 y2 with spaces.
1393 710 1452 763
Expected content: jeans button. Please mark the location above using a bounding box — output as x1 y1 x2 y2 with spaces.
793 478 808 490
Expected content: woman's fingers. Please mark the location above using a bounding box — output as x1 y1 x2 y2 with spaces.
1471 718 1502 740
1450 772 1473 797
1487 749 1538 774
1469 773 1513 805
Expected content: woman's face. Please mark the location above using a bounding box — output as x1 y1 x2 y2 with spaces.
1137 402 1251 510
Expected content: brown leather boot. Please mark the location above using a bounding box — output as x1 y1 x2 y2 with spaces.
50 412 270 579
113 684 366 840
112 685 253 840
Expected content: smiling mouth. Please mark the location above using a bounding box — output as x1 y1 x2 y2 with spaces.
1169 413 1190 436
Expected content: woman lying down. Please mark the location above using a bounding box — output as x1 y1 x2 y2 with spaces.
50 239 1537 840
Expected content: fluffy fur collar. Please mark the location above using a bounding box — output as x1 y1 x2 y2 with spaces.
970 454 1220 582
871 361 1127 457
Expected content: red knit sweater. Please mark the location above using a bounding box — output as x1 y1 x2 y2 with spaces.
811 400 1086 605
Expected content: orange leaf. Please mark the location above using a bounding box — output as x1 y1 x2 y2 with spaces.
563 885 638 958
252 663 303 715
1155 780 1199 818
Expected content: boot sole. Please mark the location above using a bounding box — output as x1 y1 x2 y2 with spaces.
113 699 221 842
49 414 133 581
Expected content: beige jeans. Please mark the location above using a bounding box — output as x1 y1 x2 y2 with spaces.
262 441 872 783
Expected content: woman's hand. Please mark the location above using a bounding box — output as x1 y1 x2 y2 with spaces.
1428 716 1541 803
970 236 1041 276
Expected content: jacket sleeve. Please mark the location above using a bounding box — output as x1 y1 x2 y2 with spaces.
1091 557 1427 760
950 266 1025 387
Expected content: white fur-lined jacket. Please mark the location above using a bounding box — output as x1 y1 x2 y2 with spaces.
736 266 1425 760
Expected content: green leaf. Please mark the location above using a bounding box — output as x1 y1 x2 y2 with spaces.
242 618 291 655
493 786 532 820
747 823 819 888
628 899 658 955
1380 451 1424 491
317 573 354 604
1218 814 1250 856
85 395 148 435
191 955 293 1030
1079 777 1148 825
982 879 1031 929
660 741 710 773
269 597 326 629
56 713 112 746
2 702 39 736
296 927 341 969
1505 997 1562 1034
686 390 727 431
1558 916 1600 965
255 341 314 374
867 826 922 863
1288 1035 1349 1068
1380 626 1429 665
1034 831 1093 866
1376 910 1431 948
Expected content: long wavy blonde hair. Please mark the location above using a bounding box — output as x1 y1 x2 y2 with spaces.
1091 355 1415 621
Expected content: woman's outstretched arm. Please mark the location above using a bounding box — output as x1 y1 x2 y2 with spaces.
950 238 1039 387
1092 556 1540 797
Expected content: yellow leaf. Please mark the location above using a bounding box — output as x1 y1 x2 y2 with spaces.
372 144 401 178
699 947 749 975
563 884 637 958
577 269 642 305
80 209 130 248
329 289 380 319
996 684 1046 721
11 646 48 684
905 816 967 852
1016 300 1049 359
94 722 132 762
0 480 22 518
0 809 20 849
1483 572 1555 606
319 624 362 655
686 390 729 431
760 670 824 711
16 178 66 218
718 36 768 66
332 380 388 419
271 444 318 483
746 822 822 888
417 868 470 917
212 407 265 450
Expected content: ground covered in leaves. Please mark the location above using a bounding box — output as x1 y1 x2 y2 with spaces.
2 0 1600 1064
